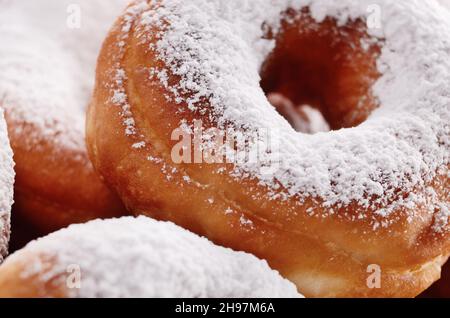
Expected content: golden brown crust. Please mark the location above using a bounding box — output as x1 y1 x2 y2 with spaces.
2 110 126 235
86 4 450 297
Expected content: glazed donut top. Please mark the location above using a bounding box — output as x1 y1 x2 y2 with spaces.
112 0 450 231
13 217 301 298
0 109 14 260
0 0 128 152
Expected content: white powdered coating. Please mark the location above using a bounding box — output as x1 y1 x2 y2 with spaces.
0 0 128 151
438 0 450 10
114 0 450 231
18 217 301 298
0 109 14 261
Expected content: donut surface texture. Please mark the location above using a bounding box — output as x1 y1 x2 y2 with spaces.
0 109 14 261
87 0 450 297
0 217 302 298
420 0 450 299
0 0 128 233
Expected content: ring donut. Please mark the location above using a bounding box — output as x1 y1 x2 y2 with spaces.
0 0 127 234
0 109 14 261
0 217 302 298
87 0 450 297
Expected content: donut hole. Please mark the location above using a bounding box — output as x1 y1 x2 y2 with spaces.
261 10 381 133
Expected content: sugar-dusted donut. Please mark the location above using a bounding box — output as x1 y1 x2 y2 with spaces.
421 0 450 299
0 0 128 234
0 109 14 261
87 0 450 297
0 217 302 298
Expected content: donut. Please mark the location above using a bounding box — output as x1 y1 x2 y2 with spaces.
0 216 302 298
0 109 14 261
0 0 128 234
87 0 450 297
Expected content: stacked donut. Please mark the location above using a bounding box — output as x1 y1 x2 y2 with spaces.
0 0 127 237
0 217 301 298
0 0 300 298
0 0 448 298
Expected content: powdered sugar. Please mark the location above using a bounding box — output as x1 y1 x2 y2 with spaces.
17 217 301 298
114 0 450 231
0 0 128 152
438 0 450 10
433 203 450 233
0 109 14 261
